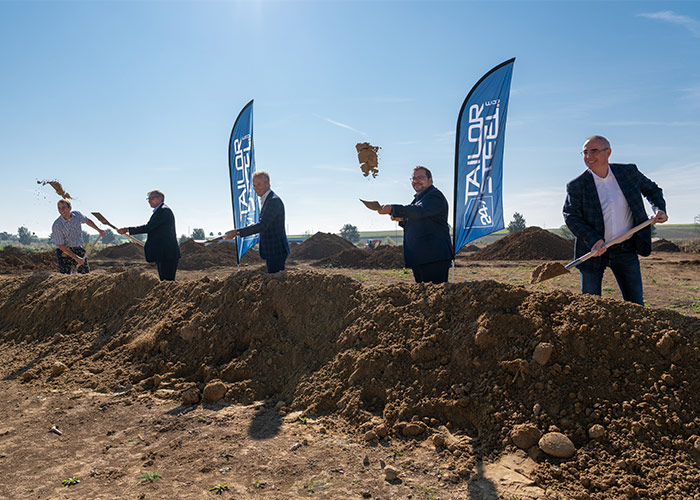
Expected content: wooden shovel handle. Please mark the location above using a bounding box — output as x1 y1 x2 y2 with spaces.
565 218 655 269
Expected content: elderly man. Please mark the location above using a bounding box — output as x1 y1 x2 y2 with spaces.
378 166 453 283
118 190 180 281
52 199 105 274
563 135 667 305
224 171 290 273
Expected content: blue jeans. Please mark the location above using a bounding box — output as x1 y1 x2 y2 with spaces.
579 248 644 305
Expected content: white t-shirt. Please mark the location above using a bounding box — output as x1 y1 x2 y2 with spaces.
591 168 634 243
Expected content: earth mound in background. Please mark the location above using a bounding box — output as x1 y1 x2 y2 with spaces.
290 232 355 260
179 239 263 270
95 242 144 260
467 227 573 261
1 269 699 499
313 245 405 269
652 239 681 252
0 246 55 272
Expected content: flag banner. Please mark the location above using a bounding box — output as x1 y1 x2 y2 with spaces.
228 99 259 263
453 58 515 255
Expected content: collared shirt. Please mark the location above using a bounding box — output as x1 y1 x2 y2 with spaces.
259 189 271 209
52 211 88 247
591 168 634 243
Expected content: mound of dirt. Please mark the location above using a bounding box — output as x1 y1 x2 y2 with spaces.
0 246 55 272
1 270 699 498
652 239 681 252
290 232 356 260
313 245 406 270
178 239 263 270
94 242 144 260
468 227 573 261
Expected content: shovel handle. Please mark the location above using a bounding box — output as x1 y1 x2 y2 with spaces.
565 218 655 270
125 233 146 247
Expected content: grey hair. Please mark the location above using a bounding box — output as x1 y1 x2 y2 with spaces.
585 135 611 149
148 190 165 201
253 171 270 183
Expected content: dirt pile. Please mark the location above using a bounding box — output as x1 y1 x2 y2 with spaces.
1 270 699 498
314 245 406 269
652 239 680 252
94 242 144 260
468 227 573 261
290 232 356 260
0 246 55 272
179 239 263 270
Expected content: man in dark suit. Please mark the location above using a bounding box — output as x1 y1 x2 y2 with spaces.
379 166 453 283
118 190 181 281
224 171 290 273
563 135 667 305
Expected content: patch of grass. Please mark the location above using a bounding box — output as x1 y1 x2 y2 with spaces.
209 483 230 495
253 479 266 489
419 486 439 499
138 471 162 483
297 415 308 424
61 476 80 487
305 478 328 493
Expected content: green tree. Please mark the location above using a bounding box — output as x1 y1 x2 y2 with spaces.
339 223 360 244
507 213 526 234
83 230 90 245
102 229 116 244
178 234 189 244
192 228 206 240
17 226 33 245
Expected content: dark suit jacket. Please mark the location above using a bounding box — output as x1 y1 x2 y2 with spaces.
391 184 454 268
129 204 181 263
237 191 290 261
563 163 666 270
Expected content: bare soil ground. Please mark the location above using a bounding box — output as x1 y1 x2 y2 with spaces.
0 242 699 500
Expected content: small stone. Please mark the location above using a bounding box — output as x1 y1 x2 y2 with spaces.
533 342 554 365
510 423 542 450
588 424 606 439
402 422 426 437
51 361 67 377
656 332 674 356
362 491 371 498
364 430 378 442
202 380 227 401
363 455 370 466
384 466 398 481
291 442 302 451
375 424 388 438
538 432 576 458
180 387 201 404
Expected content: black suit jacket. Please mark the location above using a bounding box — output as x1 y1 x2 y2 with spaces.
237 191 290 261
563 163 666 270
391 185 453 268
129 204 181 263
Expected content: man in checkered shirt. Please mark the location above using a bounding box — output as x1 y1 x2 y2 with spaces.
51 199 105 274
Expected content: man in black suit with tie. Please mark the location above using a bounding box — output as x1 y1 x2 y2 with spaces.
563 135 667 305
118 190 181 281
225 171 290 273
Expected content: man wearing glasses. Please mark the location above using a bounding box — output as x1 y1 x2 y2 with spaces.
378 166 453 284
118 190 181 281
563 135 667 305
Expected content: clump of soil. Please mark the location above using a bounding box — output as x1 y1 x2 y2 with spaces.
468 227 573 261
355 142 380 178
95 242 144 260
2 270 699 499
530 262 569 284
37 179 72 199
652 239 681 252
313 245 405 270
291 232 356 260
178 239 263 270
0 246 55 272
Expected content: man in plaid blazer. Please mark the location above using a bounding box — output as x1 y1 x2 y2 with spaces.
225 171 290 273
563 135 667 305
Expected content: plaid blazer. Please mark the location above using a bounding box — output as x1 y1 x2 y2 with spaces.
563 163 666 270
237 191 290 261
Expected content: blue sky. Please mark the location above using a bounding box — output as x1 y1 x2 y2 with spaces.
2 0 699 239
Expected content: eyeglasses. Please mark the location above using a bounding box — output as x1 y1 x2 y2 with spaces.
581 148 609 156
410 175 428 182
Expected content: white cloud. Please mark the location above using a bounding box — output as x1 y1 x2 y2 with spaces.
316 115 367 137
638 11 700 36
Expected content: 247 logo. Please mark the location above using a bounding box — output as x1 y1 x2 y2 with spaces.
464 197 494 228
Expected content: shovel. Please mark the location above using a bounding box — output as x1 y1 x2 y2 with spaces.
530 218 656 284
91 212 145 248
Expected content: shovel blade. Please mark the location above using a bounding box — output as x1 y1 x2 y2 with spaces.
530 262 569 284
